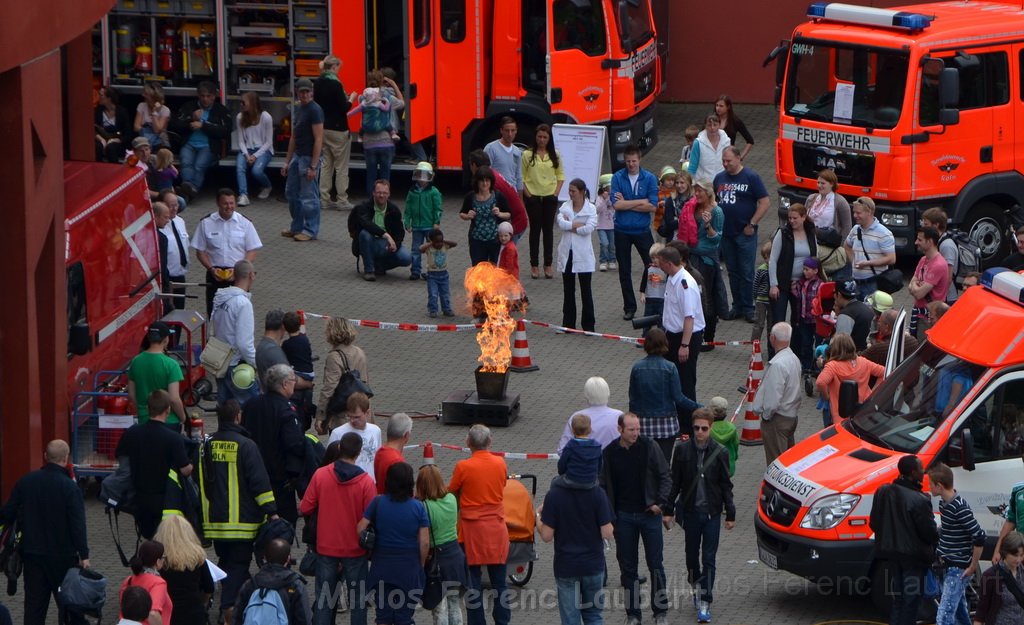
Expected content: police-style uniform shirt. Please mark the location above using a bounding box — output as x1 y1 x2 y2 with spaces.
191 211 262 268
662 267 705 334
163 215 190 277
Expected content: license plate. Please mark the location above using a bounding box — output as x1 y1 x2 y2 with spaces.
759 546 779 569
644 119 655 134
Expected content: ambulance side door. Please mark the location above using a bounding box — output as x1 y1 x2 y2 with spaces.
944 371 1024 545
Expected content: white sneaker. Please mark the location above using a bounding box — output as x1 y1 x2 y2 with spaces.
599 262 608 272
609 261 618 270
237 193 251 207
697 601 711 623
256 187 272 200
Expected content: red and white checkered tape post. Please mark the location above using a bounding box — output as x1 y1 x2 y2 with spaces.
740 339 765 446
297 310 307 335
509 319 539 372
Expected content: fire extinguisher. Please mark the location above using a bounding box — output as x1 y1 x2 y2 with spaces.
158 28 176 76
98 389 130 458
188 408 205 442
134 34 153 75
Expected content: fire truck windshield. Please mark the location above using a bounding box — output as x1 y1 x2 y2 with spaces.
785 40 909 130
614 0 654 53
845 342 985 453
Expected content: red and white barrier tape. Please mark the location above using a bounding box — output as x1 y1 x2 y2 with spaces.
300 311 756 348
403 441 559 460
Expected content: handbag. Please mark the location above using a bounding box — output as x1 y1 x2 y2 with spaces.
856 227 904 294
358 498 377 554
199 335 235 378
816 244 848 280
420 504 444 610
298 547 318 576
325 350 374 417
815 226 843 249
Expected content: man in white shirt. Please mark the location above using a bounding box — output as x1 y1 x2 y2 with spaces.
844 196 896 301
191 189 263 314
483 116 523 192
328 392 381 483
656 245 705 433
752 322 803 465
160 190 190 310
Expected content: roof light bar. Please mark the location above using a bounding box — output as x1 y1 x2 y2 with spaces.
807 2 932 31
981 268 1024 304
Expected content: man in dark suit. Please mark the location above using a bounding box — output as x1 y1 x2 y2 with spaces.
153 201 173 314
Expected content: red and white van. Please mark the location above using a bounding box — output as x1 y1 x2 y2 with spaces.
756 268 1024 602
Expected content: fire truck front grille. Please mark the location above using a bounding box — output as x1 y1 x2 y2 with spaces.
793 143 875 187
760 483 801 527
634 68 655 103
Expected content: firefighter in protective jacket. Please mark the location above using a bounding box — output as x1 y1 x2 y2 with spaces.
199 399 278 624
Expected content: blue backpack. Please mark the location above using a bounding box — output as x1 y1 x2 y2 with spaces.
361 105 390 134
241 587 288 625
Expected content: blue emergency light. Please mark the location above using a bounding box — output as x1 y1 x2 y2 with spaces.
807 3 933 31
981 268 1024 304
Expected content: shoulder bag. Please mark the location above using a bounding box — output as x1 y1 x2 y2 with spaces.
325 350 373 417
358 497 377 555
200 303 236 377
421 502 444 610
997 563 1024 610
856 228 903 294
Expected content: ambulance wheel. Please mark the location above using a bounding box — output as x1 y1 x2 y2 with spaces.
964 201 1007 267
508 562 532 587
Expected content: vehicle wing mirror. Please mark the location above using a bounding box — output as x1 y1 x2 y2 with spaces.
763 40 790 106
69 322 91 356
961 428 975 471
939 67 959 108
838 380 858 419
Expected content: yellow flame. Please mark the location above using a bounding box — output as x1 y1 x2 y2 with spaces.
464 263 525 372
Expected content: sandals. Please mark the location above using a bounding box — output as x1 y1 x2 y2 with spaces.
544 266 554 279
531 266 540 279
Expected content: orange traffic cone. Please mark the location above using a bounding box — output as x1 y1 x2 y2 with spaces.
740 340 765 446
421 442 436 466
509 319 539 372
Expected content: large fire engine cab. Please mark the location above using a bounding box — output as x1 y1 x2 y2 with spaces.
771 2 1024 264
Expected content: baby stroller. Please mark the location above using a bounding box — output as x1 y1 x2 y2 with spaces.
805 281 837 396
503 474 538 587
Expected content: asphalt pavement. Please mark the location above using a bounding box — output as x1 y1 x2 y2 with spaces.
7 103 904 625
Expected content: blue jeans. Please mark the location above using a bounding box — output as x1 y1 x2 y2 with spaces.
556 573 605 625
410 228 432 275
287 155 322 238
466 564 511 625
426 270 452 314
614 230 654 314
358 230 412 274
365 146 395 197
936 566 971 625
613 511 668 619
180 143 216 190
597 229 616 263
139 126 165 150
236 149 272 195
468 238 500 265
885 561 926 625
795 322 816 371
681 512 723 604
721 233 758 315
313 554 368 625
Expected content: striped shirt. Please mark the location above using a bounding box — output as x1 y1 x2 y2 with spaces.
936 494 985 567
845 219 895 280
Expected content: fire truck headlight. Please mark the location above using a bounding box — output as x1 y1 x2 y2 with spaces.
615 130 632 144
800 494 860 530
879 213 908 227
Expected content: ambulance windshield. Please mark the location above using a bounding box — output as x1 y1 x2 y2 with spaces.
846 342 985 453
785 40 908 130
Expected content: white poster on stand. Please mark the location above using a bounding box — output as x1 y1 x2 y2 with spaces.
552 124 608 202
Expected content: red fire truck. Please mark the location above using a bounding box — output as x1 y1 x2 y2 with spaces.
769 1 1024 264
96 0 660 169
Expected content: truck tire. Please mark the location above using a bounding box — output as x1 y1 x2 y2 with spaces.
964 201 1008 267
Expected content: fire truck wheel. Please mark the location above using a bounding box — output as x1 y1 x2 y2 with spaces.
964 201 1007 267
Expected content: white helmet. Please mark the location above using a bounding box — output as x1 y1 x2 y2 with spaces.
412 161 434 182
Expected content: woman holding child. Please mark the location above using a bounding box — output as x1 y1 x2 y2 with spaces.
768 203 817 356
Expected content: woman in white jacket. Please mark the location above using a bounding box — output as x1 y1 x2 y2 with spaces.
686 114 731 183
557 178 599 332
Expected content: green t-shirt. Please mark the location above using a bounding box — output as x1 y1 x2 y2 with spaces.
1007 482 1024 532
424 493 459 546
128 351 184 423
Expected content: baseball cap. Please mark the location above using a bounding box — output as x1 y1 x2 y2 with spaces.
295 78 314 92
132 136 151 150
803 257 821 271
709 396 729 413
836 280 858 299
147 321 173 340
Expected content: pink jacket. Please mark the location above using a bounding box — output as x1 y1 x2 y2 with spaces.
676 197 698 247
